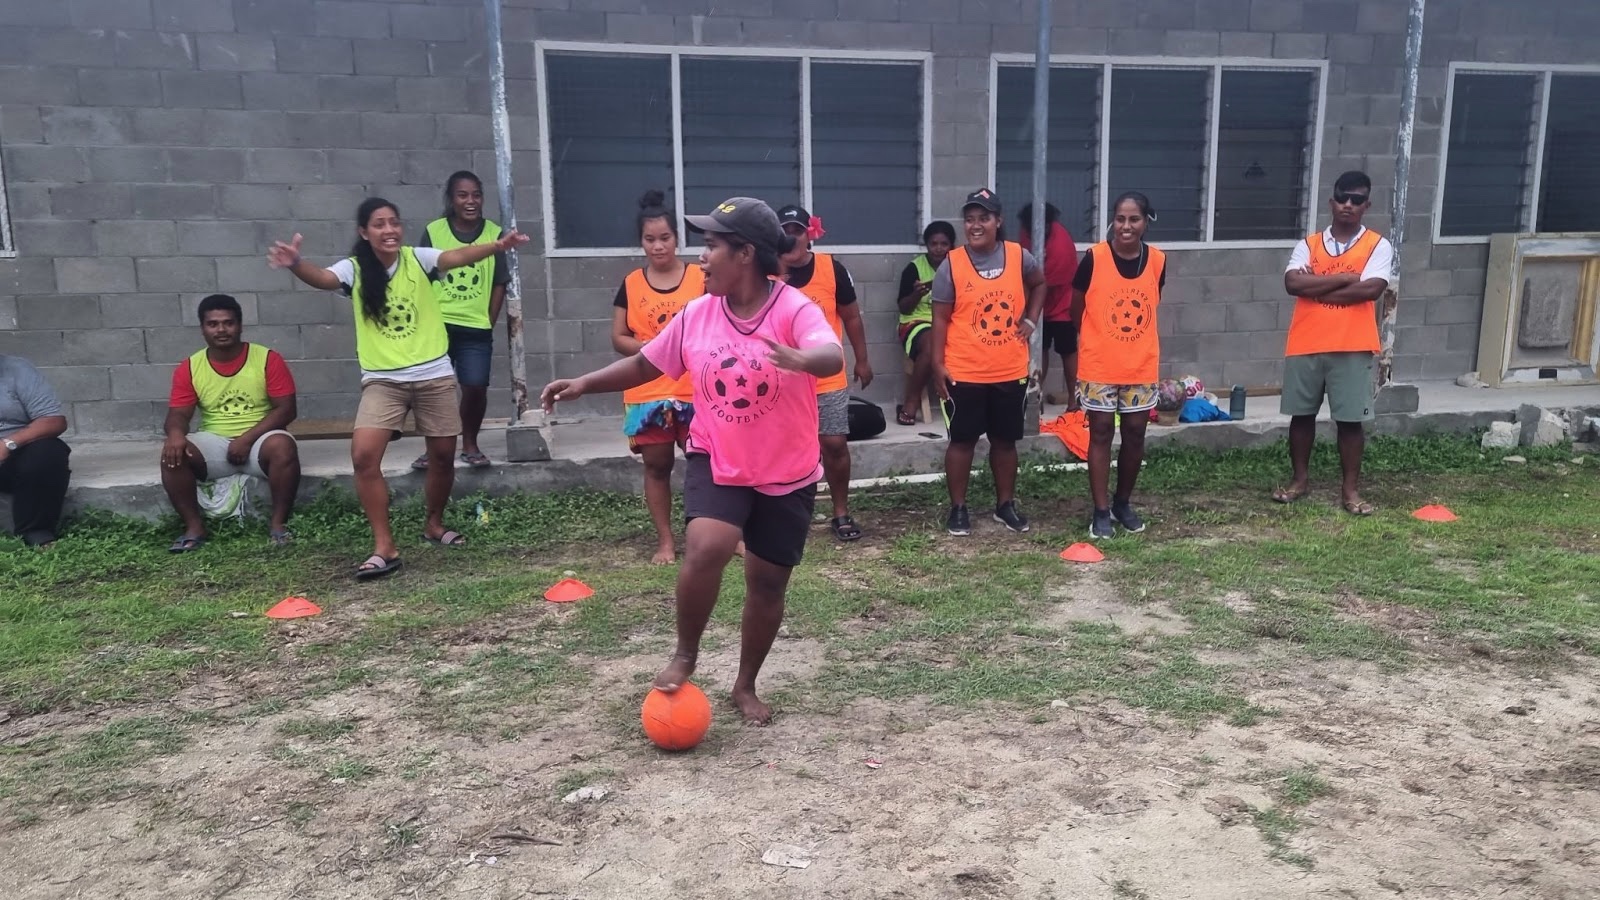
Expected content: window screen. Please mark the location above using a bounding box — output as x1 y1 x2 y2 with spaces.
1213 69 1317 241
1108 68 1209 243
810 62 922 245
1537 74 1600 233
1440 73 1538 237
545 53 674 249
994 65 1101 243
680 57 802 226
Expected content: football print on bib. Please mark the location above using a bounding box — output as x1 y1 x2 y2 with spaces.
380 299 420 340
701 342 781 424
968 286 1023 349
1107 286 1153 343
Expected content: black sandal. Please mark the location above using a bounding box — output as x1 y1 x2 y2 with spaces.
830 516 863 542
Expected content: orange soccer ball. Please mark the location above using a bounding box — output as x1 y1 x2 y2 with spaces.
641 682 712 751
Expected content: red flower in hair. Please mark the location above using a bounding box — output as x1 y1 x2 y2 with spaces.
806 216 825 241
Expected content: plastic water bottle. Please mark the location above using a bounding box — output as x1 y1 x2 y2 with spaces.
1229 385 1246 421
476 502 489 526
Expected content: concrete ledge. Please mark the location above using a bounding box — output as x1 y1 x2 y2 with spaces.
15 381 1600 523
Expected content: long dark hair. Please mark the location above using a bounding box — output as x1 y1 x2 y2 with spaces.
637 189 677 240
443 170 482 219
351 197 399 324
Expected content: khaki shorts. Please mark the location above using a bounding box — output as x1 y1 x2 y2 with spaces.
1281 352 1374 423
190 429 295 480
355 376 462 436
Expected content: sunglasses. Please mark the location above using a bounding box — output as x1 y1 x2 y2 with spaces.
1332 192 1369 206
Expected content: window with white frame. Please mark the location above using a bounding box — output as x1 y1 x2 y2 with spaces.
0 133 13 257
539 44 928 253
1438 66 1600 239
993 58 1324 246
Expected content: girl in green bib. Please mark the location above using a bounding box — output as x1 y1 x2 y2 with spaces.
895 220 955 426
416 171 510 470
268 198 528 579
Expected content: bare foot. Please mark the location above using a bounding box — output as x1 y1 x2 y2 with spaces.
730 685 773 725
650 543 676 566
652 654 696 692
733 541 746 558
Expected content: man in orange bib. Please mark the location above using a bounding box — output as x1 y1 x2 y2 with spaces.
1275 171 1394 516
930 189 1046 537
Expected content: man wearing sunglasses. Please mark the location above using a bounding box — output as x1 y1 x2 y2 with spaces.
1274 171 1394 517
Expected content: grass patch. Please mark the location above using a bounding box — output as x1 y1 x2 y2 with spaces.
554 767 616 798
276 716 358 743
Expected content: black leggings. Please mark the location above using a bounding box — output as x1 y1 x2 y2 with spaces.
0 437 71 545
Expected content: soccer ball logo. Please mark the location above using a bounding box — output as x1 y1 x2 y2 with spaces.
381 299 419 339
710 352 773 412
977 299 1015 337
445 267 480 298
215 390 252 419
1114 296 1147 335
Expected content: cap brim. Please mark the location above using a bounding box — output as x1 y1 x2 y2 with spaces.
963 201 1002 214
685 215 736 234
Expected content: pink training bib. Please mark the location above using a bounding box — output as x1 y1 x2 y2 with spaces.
642 282 839 495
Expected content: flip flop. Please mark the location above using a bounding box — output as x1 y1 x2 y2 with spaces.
459 450 491 468
1342 500 1376 517
830 516 863 542
410 453 430 471
1272 486 1309 504
355 554 402 580
168 534 205 553
895 405 916 426
269 529 293 547
423 529 467 547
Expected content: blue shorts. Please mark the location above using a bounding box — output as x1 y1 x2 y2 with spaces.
445 324 493 388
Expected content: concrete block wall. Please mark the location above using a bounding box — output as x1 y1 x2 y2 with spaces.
1 0 1596 432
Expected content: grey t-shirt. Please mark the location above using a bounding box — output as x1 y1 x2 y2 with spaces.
930 243 1042 304
0 356 64 439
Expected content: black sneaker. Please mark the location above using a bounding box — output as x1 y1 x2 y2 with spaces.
993 500 1030 533
1089 509 1114 540
946 505 971 537
1111 500 1146 534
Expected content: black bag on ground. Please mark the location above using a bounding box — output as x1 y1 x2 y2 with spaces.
846 396 886 441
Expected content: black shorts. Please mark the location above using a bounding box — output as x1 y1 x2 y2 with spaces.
942 379 1027 445
1041 320 1077 355
682 454 816 568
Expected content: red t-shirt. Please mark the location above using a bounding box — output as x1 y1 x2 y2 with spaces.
1020 222 1079 322
169 345 297 408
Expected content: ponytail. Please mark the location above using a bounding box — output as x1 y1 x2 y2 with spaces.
351 197 398 324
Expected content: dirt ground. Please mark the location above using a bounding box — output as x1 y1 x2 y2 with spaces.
6 592 1598 900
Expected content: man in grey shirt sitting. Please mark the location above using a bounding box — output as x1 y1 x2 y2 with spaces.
0 356 71 547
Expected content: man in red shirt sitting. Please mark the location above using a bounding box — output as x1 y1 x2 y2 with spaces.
161 294 301 551
1019 203 1080 410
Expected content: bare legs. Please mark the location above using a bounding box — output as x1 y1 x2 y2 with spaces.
640 442 677 564
651 516 794 725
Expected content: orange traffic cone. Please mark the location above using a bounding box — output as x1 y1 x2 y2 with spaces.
1060 543 1105 563
1412 504 1458 522
544 578 594 603
266 596 322 619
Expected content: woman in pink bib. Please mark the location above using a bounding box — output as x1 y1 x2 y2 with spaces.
542 198 842 725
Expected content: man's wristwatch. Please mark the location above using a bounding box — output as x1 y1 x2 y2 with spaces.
3 439 18 452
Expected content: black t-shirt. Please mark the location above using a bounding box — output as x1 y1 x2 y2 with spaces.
897 261 922 300
417 219 512 286
1071 244 1167 293
613 266 695 309
784 254 858 305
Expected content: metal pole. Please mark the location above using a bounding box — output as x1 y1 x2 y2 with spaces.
484 0 530 423
1377 0 1426 391
1026 0 1051 428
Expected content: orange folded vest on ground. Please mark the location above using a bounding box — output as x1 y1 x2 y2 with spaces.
1041 409 1090 460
